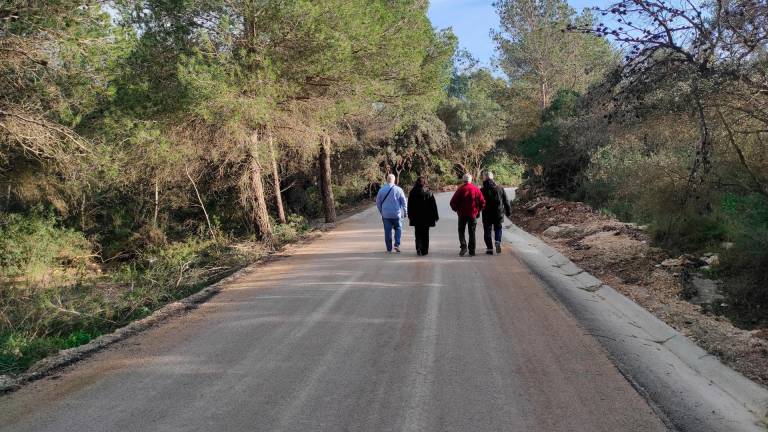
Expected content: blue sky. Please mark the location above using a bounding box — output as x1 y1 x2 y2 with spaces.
427 0 609 71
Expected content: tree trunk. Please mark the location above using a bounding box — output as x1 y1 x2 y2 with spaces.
267 129 286 224
249 130 273 241
319 134 337 223
683 89 712 214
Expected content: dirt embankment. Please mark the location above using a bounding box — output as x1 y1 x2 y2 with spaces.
511 197 768 387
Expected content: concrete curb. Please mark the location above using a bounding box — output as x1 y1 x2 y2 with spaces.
503 223 768 432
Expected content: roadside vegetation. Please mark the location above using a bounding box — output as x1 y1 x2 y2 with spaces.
6 0 763 377
499 1 768 329
0 1 530 374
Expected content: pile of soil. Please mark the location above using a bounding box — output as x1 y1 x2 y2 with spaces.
511 196 768 387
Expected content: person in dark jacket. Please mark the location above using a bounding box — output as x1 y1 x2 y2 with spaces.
449 173 485 256
480 171 512 255
407 177 439 256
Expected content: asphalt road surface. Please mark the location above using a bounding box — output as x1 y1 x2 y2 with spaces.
0 192 669 432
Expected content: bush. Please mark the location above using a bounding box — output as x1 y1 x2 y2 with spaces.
484 151 524 186
0 330 102 374
580 139 768 324
0 211 92 286
0 281 114 374
333 179 370 209
273 214 310 244
429 156 460 188
0 232 261 374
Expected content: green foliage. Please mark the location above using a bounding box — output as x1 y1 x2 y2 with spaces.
0 211 92 284
428 156 460 187
484 152 525 186
514 90 589 195
0 0 492 374
493 0 616 111
0 233 266 373
272 214 310 244
438 68 508 178
517 123 560 166
0 330 101 375
714 193 768 323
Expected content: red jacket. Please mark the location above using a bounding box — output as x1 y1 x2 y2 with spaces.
450 182 486 218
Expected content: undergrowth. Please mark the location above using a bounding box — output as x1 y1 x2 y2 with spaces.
0 213 311 375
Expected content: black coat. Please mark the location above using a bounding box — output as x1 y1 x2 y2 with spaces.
408 185 439 227
480 179 511 224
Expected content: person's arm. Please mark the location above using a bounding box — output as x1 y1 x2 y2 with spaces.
477 188 486 212
449 191 457 211
430 195 439 222
375 189 383 214
398 188 407 218
407 190 414 220
501 188 511 218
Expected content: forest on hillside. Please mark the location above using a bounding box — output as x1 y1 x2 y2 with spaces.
2 0 767 374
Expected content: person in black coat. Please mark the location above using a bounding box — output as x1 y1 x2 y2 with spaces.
408 177 439 256
480 171 511 255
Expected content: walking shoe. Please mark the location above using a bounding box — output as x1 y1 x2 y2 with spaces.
416 249 422 256
468 251 476 257
495 241 502 254
459 247 468 257
486 249 494 255
394 246 401 253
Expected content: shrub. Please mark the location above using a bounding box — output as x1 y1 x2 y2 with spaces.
0 211 93 286
333 179 370 209
428 156 460 188
273 214 310 244
484 151 524 186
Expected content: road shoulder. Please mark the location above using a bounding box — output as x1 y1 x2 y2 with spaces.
503 222 768 432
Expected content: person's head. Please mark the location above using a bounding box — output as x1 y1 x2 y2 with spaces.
484 171 494 181
386 173 396 184
462 173 472 184
414 176 428 189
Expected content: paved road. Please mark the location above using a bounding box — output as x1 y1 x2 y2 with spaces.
0 193 668 432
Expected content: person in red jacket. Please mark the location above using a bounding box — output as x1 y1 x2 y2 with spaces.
449 173 486 256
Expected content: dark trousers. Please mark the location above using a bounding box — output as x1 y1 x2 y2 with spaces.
414 225 430 254
483 221 502 250
458 215 477 253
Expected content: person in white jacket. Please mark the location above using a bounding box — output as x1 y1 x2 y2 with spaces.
375 174 408 253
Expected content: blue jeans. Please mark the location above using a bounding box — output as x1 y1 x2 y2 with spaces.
382 218 402 251
483 221 502 250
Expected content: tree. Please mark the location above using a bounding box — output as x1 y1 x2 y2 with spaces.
382 113 448 182
573 0 768 202
493 0 616 112
0 1 134 230
438 69 508 180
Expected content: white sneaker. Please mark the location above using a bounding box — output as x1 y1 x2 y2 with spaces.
394 246 401 253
